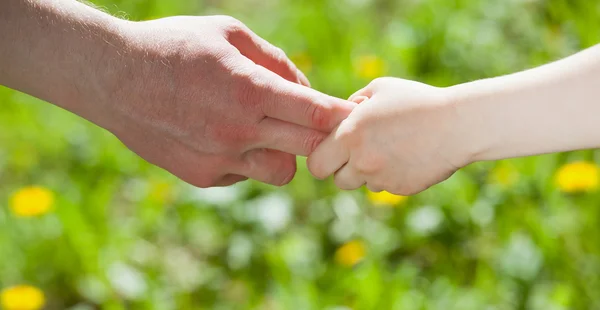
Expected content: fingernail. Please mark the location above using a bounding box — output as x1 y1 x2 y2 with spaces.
351 96 369 104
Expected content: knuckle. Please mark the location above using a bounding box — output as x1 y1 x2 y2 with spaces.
273 48 289 64
228 123 258 142
353 152 384 175
204 123 256 153
305 101 332 130
222 16 245 32
233 70 268 109
370 77 392 89
353 160 375 175
336 120 361 147
275 47 286 57
372 77 389 84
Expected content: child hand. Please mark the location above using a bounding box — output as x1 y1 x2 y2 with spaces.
307 78 474 195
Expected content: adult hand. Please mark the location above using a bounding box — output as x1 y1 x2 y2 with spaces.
0 0 356 187
101 16 355 187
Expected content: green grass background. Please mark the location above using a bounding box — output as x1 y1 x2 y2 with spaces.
2 0 600 309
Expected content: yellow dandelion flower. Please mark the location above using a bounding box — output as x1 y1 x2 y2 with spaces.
367 191 407 207
149 181 173 204
335 240 365 267
290 52 313 74
489 162 519 187
555 161 599 193
1 285 45 310
9 186 54 217
354 55 386 79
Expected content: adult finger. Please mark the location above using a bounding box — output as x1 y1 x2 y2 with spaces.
227 23 310 86
255 67 357 132
334 164 365 190
255 118 327 156
238 148 297 186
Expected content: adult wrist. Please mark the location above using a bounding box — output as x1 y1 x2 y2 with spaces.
70 16 135 131
0 0 135 132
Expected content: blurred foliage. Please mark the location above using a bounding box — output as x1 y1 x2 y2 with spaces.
2 0 600 309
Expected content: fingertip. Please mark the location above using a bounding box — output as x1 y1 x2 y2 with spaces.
366 184 384 193
306 155 328 180
333 164 365 190
276 153 297 186
306 138 347 181
279 168 296 186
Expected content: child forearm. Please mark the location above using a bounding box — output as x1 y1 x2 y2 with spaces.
450 44 600 162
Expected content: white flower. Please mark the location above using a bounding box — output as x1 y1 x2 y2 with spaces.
407 205 444 236
329 218 357 243
252 193 292 234
332 192 361 221
66 303 96 310
499 233 543 281
163 247 202 292
129 240 158 266
228 233 253 270
470 200 495 227
280 231 320 276
361 218 400 253
121 178 148 202
188 182 245 206
76 275 109 304
392 290 425 310
107 262 147 300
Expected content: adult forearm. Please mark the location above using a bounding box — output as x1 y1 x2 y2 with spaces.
0 0 128 117
451 45 600 162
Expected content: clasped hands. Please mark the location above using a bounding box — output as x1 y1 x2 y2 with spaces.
98 16 468 195
6 2 598 196
11 11 470 195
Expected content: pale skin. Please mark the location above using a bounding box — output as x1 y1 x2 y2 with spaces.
0 0 355 187
308 45 600 195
